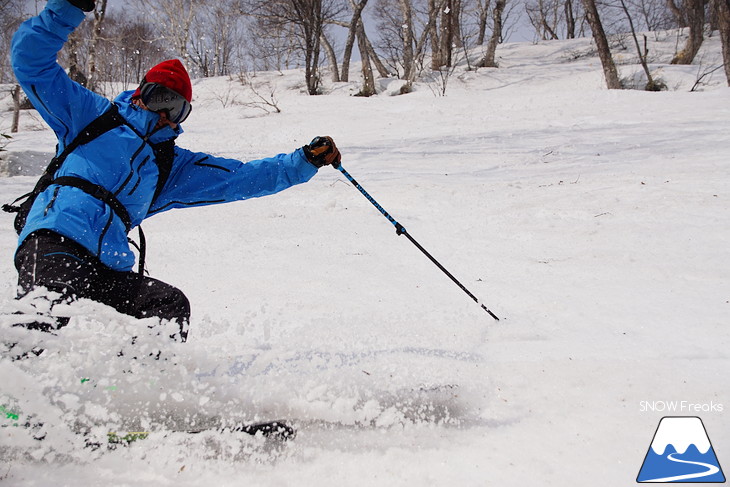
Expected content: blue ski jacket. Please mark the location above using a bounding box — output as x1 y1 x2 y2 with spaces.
11 0 319 272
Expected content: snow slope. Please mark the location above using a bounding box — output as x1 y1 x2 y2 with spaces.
0 32 728 486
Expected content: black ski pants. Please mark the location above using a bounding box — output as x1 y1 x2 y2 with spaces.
15 230 189 341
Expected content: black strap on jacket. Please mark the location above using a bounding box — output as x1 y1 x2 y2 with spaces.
52 176 133 231
49 105 126 177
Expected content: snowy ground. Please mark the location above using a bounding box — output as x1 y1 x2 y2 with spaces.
0 32 729 486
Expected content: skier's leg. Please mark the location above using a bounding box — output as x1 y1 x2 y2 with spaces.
95 269 190 342
14 230 98 331
15 230 190 341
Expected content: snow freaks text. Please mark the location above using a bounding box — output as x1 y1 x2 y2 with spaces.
639 401 724 413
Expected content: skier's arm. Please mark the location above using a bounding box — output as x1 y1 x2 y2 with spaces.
11 0 108 147
146 147 320 216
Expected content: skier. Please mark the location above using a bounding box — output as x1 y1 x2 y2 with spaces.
8 0 341 341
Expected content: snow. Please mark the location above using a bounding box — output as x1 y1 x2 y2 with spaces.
1 31 729 485
650 417 711 455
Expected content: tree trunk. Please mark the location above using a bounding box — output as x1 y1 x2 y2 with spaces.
476 0 490 45
453 0 463 49
292 0 324 95
356 19 376 95
11 84 21 134
565 0 576 38
400 0 416 82
430 0 442 69
305 26 323 95
86 0 108 92
718 0 730 85
582 0 622 88
671 0 706 64
408 0 448 83
666 0 688 26
364 31 391 77
440 0 453 68
438 0 463 66
320 33 340 82
476 0 505 67
66 32 88 86
619 0 659 89
439 0 459 67
341 0 369 82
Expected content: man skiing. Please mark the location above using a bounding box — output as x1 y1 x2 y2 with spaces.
9 0 341 341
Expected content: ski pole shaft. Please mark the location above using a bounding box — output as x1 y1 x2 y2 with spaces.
333 163 499 321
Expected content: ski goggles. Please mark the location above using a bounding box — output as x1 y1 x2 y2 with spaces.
139 81 192 124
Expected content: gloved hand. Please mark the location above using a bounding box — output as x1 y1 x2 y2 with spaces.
66 0 95 12
303 136 341 168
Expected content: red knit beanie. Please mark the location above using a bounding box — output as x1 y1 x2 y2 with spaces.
132 59 192 102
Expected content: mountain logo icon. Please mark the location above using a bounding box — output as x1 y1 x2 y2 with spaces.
637 416 726 483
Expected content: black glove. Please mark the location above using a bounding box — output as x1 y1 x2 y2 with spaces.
67 0 95 12
303 136 341 168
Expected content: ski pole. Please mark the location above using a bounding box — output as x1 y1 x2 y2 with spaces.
332 162 499 321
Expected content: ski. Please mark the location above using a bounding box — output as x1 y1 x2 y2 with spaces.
105 420 296 446
4 405 296 448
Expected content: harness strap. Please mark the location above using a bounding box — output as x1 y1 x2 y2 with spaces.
47 105 126 177
52 176 133 232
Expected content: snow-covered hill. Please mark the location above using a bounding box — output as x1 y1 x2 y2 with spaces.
1 31 728 486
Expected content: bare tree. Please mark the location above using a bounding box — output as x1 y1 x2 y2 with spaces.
189 0 243 77
61 12 169 96
237 71 283 113
11 84 21 133
666 0 689 25
582 0 622 88
429 0 441 67
85 0 109 92
630 0 676 31
110 17 167 87
618 0 665 89
717 0 730 84
476 0 505 67
137 0 196 68
245 12 300 72
414 0 448 83
0 0 25 134
356 17 377 94
474 0 491 44
249 0 345 95
432 0 463 68
524 0 583 40
398 0 417 81
376 0 447 87
671 0 707 64
526 0 561 40
565 0 578 37
66 31 88 86
320 33 341 81
362 27 391 77
292 0 325 94
0 0 25 83
341 0 370 82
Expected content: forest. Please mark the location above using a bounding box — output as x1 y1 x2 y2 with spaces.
0 0 729 103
